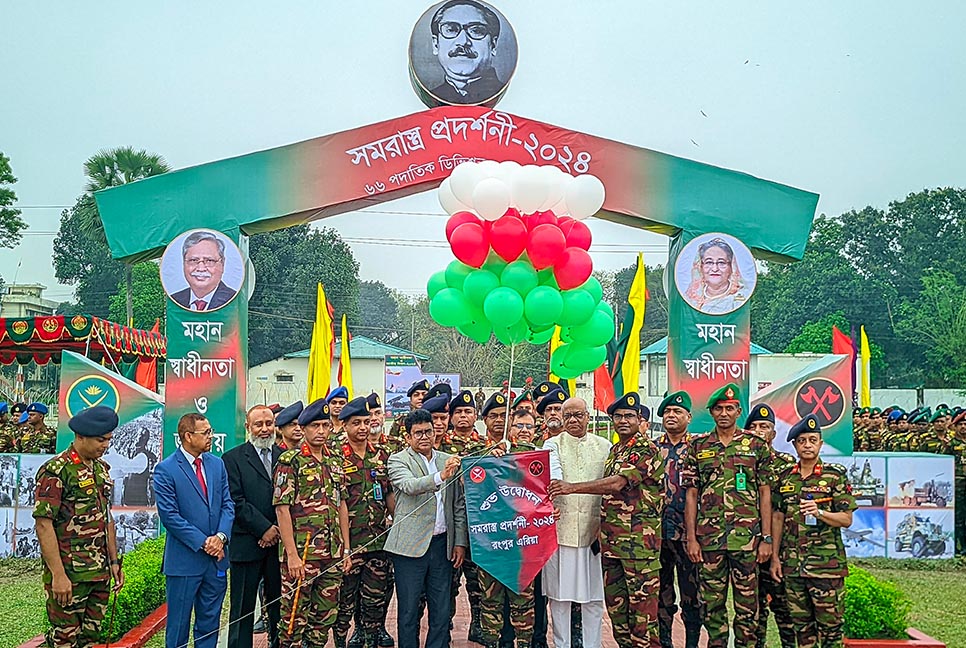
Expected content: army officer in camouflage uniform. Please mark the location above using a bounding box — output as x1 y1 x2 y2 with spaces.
550 393 666 648
34 406 123 648
771 415 856 648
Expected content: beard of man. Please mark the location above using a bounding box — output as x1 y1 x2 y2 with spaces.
251 434 275 451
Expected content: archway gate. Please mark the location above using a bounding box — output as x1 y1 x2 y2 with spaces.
95 106 818 452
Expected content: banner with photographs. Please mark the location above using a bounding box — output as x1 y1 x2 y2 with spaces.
384 355 460 417
844 452 954 559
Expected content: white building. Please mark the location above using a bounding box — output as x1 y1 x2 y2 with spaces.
0 283 57 319
247 336 427 408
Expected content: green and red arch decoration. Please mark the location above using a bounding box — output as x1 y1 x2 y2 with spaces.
0 315 167 365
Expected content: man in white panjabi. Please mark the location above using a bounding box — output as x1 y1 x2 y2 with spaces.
543 397 611 648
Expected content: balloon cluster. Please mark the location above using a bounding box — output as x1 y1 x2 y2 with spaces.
427 162 612 379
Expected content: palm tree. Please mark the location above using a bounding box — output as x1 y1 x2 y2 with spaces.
79 147 170 323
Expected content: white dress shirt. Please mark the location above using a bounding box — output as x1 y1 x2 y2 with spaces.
181 446 207 484
418 450 447 535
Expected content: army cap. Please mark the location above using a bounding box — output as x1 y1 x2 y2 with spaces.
276 401 303 427
10 402 26 416
27 402 48 415
298 398 331 426
426 382 452 401
787 414 822 443
326 386 349 403
0 403 6 415
744 404 775 428
422 394 450 414
533 381 557 399
657 391 691 416
18 412 29 424
606 393 642 417
481 392 508 416
512 391 534 408
407 379 431 397
339 396 371 421
953 410 966 425
450 390 476 412
366 393 382 410
706 383 741 409
886 409 905 423
929 408 951 423
535 388 566 415
69 406 119 437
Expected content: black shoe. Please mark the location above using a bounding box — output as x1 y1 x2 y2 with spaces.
375 629 394 648
347 629 364 648
253 618 266 633
468 623 486 645
334 637 347 648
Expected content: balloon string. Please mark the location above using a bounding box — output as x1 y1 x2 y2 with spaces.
502 343 514 450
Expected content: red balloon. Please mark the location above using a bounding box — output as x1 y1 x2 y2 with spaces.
527 224 567 270
554 247 593 290
449 222 490 268
565 220 592 251
489 215 528 262
504 207 522 220
529 211 557 229
557 216 575 231
445 211 481 242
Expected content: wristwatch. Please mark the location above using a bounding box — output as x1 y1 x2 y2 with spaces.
216 532 228 545
816 509 825 519
761 535 773 544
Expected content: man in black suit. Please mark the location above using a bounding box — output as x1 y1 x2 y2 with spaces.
170 230 239 311
224 405 283 648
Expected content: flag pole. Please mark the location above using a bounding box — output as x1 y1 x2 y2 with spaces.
502 343 515 450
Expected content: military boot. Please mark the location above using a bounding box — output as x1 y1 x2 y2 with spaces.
347 629 364 648
334 635 347 648
658 620 674 648
468 608 486 645
684 622 702 648
375 628 394 647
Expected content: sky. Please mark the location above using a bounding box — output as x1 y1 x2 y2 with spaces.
2 1 964 304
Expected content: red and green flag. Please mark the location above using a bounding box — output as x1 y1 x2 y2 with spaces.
463 450 558 593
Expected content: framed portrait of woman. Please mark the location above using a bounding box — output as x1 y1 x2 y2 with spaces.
675 233 758 316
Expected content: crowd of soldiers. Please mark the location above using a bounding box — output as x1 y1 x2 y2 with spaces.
0 401 57 453
853 404 966 554
34 377 859 648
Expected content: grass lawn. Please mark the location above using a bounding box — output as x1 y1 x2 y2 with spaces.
0 558 47 648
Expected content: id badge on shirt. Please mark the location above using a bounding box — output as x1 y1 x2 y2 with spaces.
373 482 384 501
735 469 748 492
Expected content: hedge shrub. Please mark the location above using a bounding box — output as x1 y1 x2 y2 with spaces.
97 536 166 642
844 566 912 639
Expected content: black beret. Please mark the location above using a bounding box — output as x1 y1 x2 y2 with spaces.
407 379 431 397
276 401 303 427
10 402 26 415
450 390 476 411
533 381 557 399
422 394 450 414
426 383 453 401
298 398 331 426
535 388 566 414
69 406 119 437
366 393 382 410
744 404 775 428
606 393 642 417
481 392 508 416
339 396 371 421
787 414 821 443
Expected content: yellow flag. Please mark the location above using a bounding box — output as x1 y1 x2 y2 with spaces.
620 253 647 395
306 283 334 402
338 314 354 400
549 326 576 396
859 325 871 407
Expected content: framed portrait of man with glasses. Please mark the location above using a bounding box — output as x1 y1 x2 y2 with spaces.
161 228 246 312
408 0 518 108
674 232 758 316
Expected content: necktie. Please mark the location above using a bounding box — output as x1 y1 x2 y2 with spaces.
193 299 207 311
260 448 272 476
194 457 208 499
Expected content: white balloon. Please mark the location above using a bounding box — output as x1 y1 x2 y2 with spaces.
438 178 471 215
537 165 566 213
494 160 522 185
472 178 511 221
510 165 549 214
565 174 606 220
449 162 486 206
549 197 569 217
476 159 501 179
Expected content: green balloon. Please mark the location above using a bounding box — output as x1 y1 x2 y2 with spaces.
483 287 525 327
482 254 508 277
559 326 573 343
597 300 615 321
549 344 578 379
429 288 473 327
565 343 607 373
444 260 474 290
494 319 529 345
558 289 596 326
463 269 501 307
524 286 564 326
538 268 560 289
528 327 555 345
427 271 448 298
581 277 603 304
501 260 539 297
458 319 492 344
570 309 615 346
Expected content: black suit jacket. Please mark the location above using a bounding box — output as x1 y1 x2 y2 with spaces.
171 281 238 310
223 442 282 562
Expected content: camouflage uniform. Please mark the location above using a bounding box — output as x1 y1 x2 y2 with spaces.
334 442 393 647
656 432 702 647
943 434 966 554
274 443 347 648
681 430 774 648
757 450 797 648
469 439 536 648
33 445 115 648
774 460 856 648
601 433 665 648
3 423 56 454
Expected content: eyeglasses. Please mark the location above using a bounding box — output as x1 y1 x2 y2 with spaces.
185 256 223 267
438 21 491 40
513 423 535 430
563 411 587 419
191 429 214 438
701 259 730 270
611 413 638 422
411 429 434 438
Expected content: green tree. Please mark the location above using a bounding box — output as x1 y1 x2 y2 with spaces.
614 262 669 347
0 152 27 248
108 262 165 329
358 280 404 344
248 224 360 366
784 310 886 375
895 270 966 385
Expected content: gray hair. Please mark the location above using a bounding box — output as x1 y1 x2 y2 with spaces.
182 230 226 260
